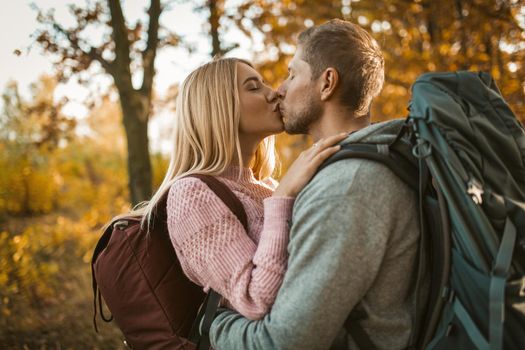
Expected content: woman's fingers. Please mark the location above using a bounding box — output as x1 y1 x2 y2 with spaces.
273 133 347 198
312 145 341 166
308 132 348 155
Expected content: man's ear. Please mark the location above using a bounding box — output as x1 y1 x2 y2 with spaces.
319 68 339 101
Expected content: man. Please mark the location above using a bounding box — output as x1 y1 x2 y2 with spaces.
210 19 423 350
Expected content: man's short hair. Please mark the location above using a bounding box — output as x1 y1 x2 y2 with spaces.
298 19 385 117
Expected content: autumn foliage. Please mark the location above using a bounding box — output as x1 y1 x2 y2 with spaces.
1 0 524 348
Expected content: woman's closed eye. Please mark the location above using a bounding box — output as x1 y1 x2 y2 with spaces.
249 80 266 91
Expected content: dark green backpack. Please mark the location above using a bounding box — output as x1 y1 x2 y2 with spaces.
322 71 525 349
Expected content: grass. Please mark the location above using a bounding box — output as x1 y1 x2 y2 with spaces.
0 213 126 349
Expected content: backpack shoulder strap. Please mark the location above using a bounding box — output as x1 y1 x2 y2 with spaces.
189 174 248 230
319 141 418 191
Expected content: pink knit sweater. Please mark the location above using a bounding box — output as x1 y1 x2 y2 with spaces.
166 166 294 320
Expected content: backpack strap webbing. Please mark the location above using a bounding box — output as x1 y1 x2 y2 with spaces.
345 317 379 350
319 142 418 191
408 157 430 348
489 217 517 350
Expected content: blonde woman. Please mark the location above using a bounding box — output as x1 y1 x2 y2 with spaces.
142 58 346 320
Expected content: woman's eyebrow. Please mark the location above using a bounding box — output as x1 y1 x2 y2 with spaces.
243 76 261 85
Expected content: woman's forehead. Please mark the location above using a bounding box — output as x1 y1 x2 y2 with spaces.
237 62 262 80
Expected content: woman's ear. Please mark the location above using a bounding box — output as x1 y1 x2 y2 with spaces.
319 67 339 101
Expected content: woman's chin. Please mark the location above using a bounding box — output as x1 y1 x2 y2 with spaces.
273 120 285 134
268 113 285 135
263 123 285 137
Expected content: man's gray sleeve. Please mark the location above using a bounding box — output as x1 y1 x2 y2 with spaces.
209 162 396 350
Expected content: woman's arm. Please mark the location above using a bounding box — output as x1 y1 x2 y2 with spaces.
167 177 294 320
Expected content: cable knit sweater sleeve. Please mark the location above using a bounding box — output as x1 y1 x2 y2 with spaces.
166 177 293 320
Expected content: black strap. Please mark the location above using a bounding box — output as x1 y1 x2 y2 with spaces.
408 157 429 347
188 291 212 343
188 290 222 344
418 177 452 348
196 290 222 350
345 315 379 350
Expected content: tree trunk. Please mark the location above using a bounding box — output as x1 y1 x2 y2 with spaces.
107 0 158 206
209 0 222 57
120 95 152 206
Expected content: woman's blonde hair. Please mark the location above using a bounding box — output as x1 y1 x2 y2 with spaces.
127 57 277 230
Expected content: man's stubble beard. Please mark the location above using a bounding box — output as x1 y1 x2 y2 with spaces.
283 94 323 135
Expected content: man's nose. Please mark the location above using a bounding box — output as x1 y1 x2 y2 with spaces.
277 83 286 99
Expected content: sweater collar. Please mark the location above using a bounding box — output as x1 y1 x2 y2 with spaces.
218 165 256 183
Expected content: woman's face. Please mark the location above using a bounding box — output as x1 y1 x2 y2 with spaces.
237 62 283 139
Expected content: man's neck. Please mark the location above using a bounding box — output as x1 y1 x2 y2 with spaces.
309 104 370 141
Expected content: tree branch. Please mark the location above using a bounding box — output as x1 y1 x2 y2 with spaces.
141 0 161 95
51 22 115 76
88 47 115 74
107 0 133 90
209 0 222 57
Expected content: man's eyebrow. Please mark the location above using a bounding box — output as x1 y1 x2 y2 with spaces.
243 76 261 85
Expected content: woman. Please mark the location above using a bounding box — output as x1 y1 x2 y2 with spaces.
139 58 346 320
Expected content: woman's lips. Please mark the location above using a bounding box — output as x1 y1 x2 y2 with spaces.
278 104 285 116
273 103 283 118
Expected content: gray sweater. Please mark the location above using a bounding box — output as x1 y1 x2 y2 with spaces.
210 120 422 350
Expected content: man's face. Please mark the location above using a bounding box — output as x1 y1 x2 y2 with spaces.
277 47 322 135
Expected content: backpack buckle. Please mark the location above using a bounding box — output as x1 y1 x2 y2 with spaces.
467 178 484 205
412 139 432 159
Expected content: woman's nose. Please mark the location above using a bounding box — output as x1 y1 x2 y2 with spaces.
266 89 278 103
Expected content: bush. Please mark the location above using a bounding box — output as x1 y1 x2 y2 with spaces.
0 138 138 348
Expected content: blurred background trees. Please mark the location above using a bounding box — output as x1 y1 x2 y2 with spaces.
232 0 525 168
1 0 524 348
33 0 174 205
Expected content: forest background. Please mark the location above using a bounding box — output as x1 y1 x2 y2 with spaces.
1 0 524 348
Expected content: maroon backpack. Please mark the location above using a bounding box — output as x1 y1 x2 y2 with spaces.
91 175 248 349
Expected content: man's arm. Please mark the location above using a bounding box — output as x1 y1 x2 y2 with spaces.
210 163 396 349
